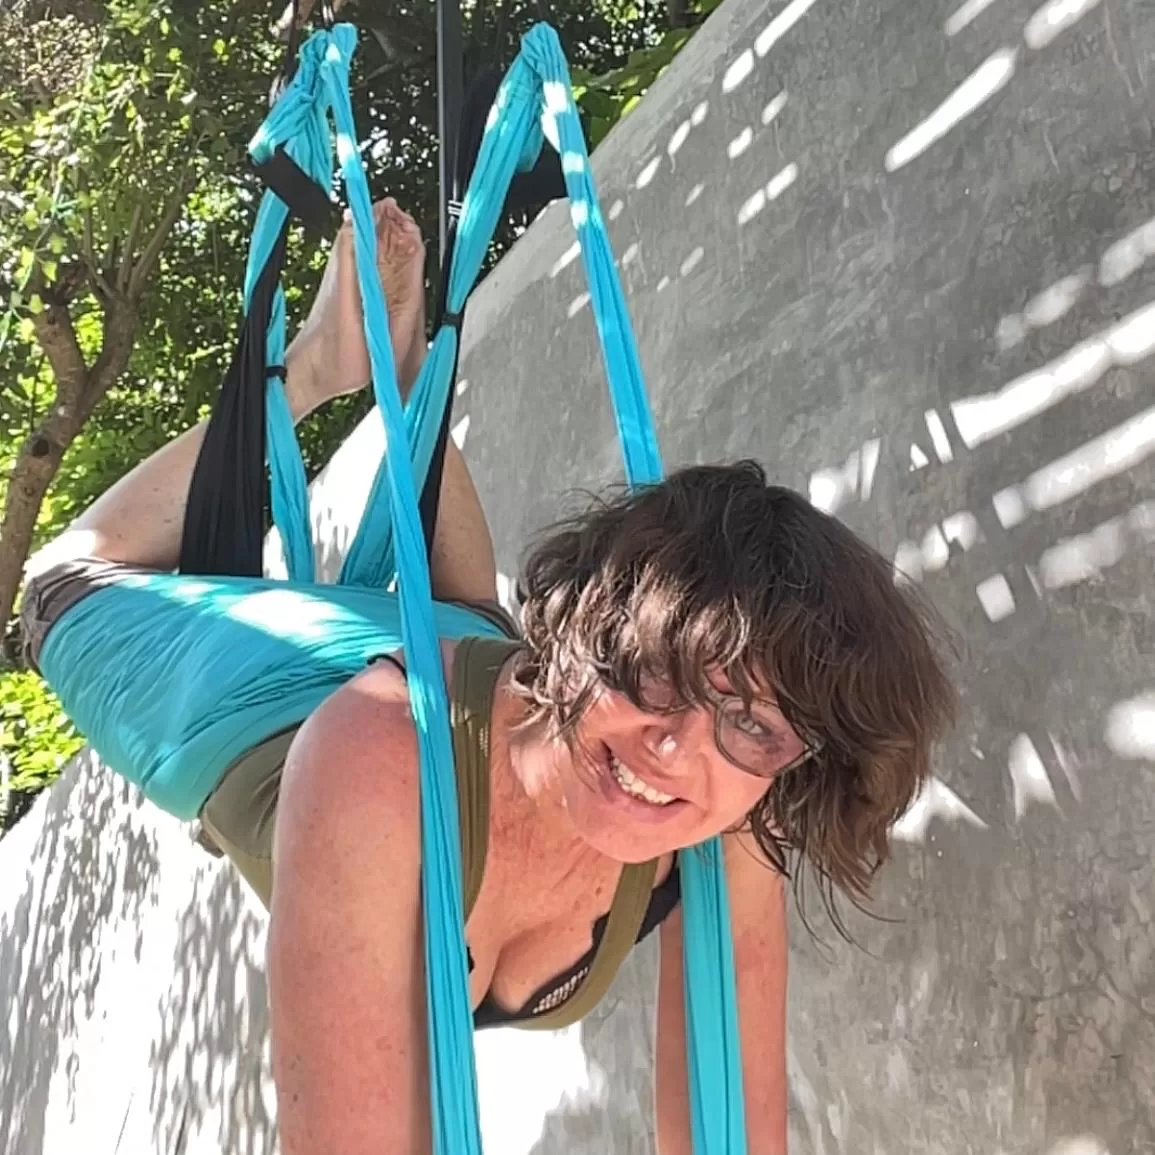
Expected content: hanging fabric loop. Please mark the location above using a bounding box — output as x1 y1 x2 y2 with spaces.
186 19 746 1155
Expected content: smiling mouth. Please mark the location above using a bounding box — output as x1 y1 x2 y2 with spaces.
606 750 678 807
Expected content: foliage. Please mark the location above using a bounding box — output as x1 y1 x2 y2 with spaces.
0 670 84 814
0 0 709 832
572 0 723 146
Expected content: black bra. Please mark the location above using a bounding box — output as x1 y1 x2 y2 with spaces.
470 861 681 1028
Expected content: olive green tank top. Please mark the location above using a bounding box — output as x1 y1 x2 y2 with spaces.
450 635 660 1031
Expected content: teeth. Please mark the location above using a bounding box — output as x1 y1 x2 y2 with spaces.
610 755 676 806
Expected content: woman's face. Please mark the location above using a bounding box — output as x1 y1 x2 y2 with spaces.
537 673 809 863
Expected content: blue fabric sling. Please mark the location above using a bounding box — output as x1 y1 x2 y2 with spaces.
37 21 747 1155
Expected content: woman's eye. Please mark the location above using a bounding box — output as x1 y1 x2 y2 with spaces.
735 711 769 737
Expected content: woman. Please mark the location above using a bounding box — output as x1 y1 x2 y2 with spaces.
22 199 956 1155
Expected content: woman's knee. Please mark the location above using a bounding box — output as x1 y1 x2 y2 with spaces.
18 555 154 674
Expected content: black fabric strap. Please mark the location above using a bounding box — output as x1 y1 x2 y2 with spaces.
419 215 461 555
418 66 576 556
179 221 292 577
252 146 337 235
456 69 568 217
269 0 302 106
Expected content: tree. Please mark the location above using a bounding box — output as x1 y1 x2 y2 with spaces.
0 0 283 638
0 0 713 825
0 0 311 819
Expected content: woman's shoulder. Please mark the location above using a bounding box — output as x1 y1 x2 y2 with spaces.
279 640 463 840
281 661 422 849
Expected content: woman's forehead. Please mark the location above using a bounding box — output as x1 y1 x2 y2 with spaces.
641 658 781 704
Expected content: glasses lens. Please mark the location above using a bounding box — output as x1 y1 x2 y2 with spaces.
717 698 811 778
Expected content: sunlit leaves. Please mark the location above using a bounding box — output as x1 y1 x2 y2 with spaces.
0 0 704 810
0 670 84 802
572 3 714 147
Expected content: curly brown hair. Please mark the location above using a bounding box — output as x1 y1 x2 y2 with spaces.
510 460 957 933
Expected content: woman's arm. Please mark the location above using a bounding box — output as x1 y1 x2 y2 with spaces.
269 660 432 1155
655 834 790 1155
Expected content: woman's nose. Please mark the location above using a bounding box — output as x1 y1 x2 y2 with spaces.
641 708 710 765
647 730 679 759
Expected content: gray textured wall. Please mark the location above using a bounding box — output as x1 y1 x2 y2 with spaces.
3 0 1154 1151
455 0 1155 1149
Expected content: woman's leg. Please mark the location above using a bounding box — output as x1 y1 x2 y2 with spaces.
26 200 497 605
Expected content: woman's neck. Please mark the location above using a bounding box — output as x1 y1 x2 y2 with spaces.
487 659 605 879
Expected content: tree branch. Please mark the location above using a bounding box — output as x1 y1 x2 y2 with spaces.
0 305 88 635
81 293 137 409
30 301 87 407
126 180 188 299
81 196 116 301
0 290 140 634
117 201 144 292
0 402 86 638
81 195 94 262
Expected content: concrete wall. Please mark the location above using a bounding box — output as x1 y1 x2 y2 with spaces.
3 0 1154 1151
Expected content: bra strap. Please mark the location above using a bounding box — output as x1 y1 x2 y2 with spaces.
450 636 522 918
516 857 659 1032
450 633 661 1029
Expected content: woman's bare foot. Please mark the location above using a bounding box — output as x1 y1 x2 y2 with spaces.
286 197 427 419
376 199 426 380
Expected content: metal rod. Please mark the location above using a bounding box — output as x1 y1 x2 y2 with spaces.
435 0 464 256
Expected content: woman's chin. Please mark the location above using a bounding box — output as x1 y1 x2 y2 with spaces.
579 826 669 863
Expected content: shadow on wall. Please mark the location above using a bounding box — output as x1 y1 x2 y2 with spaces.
0 751 275 1155
147 869 275 1155
0 756 161 1155
449 0 1155 1150
523 944 659 1155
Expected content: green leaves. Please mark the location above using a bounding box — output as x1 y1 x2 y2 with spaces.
574 18 704 147
0 670 84 804
0 0 706 815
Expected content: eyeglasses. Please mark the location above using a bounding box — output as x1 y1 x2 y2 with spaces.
701 685 817 780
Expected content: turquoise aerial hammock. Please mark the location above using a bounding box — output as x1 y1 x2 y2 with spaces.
36 20 746 1155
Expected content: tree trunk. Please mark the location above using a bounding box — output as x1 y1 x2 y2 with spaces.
0 171 184 655
0 297 137 646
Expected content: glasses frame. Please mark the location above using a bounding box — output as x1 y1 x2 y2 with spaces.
702 685 817 780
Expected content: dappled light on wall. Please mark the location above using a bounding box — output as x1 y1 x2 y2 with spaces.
1104 692 1155 761
736 163 798 226
891 775 989 843
991 406 1155 529
997 271 1092 351
945 0 1004 37
1100 214 1155 286
956 300 1155 448
1024 0 1103 50
1007 733 1060 822
885 48 1018 173
1037 502 1155 590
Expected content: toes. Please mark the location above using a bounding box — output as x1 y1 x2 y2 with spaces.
378 202 423 256
394 207 423 248
342 198 424 273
